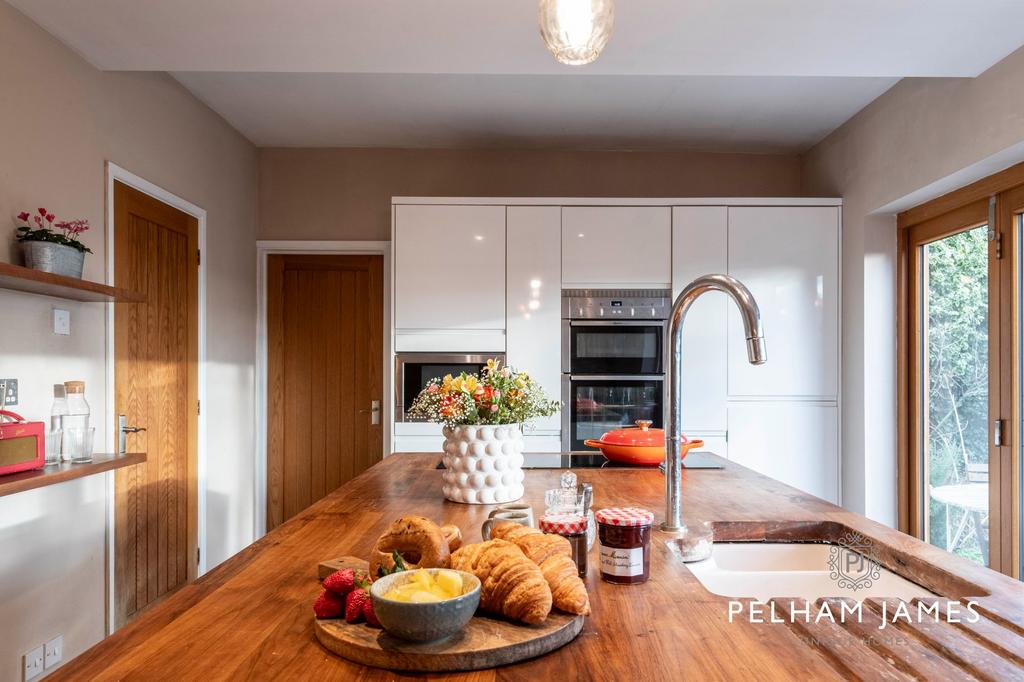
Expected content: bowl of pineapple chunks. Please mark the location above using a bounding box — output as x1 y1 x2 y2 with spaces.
369 568 481 642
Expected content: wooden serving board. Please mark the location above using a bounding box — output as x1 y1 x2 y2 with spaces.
314 556 585 672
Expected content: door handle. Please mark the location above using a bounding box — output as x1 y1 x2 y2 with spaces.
359 401 381 425
118 414 147 454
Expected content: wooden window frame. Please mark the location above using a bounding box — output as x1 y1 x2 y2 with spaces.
898 162 1024 578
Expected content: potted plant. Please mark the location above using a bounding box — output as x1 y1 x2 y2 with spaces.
14 208 92 278
408 359 560 504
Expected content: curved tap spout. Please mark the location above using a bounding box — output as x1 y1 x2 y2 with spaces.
662 274 766 532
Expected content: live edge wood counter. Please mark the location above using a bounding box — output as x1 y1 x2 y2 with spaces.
56 454 1023 681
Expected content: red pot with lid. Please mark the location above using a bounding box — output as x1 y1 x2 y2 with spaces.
583 420 704 466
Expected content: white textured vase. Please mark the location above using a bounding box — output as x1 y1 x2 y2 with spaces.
441 425 526 504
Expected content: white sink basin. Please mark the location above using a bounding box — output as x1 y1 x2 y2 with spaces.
683 542 936 602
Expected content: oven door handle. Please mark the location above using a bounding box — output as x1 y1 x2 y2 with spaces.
568 375 666 382
567 320 667 327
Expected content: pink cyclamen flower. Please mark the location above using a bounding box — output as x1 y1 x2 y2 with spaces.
37 207 47 216
17 212 29 222
33 216 42 226
490 404 499 413
45 213 54 223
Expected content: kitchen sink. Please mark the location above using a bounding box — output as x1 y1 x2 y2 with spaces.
680 541 937 601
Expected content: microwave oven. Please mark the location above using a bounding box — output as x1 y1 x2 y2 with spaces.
394 353 506 422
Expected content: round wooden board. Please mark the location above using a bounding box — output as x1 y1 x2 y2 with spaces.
314 611 585 672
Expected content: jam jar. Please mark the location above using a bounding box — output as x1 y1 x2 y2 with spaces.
596 507 654 584
539 513 588 578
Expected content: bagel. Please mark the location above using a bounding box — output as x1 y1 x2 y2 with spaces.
369 515 451 577
441 524 463 552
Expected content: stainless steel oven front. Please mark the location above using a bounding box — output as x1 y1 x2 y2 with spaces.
395 353 505 422
560 289 670 451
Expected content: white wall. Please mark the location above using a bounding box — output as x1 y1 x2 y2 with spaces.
802 45 1024 526
0 2 258 678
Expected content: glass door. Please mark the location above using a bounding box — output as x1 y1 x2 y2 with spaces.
567 377 664 451
919 223 991 564
567 322 664 375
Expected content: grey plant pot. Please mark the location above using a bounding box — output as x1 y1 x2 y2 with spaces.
22 241 85 279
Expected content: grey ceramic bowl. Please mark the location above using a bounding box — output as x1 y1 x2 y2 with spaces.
369 569 481 642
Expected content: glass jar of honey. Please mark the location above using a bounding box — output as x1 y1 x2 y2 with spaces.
595 507 654 584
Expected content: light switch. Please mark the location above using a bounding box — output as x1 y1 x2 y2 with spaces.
44 635 63 669
53 308 71 335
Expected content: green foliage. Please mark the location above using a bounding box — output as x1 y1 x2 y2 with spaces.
924 226 988 563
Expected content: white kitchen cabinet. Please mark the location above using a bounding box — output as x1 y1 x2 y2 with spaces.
727 206 839 399
394 204 506 335
688 432 727 459
562 207 671 287
727 402 839 503
672 206 728 432
506 206 562 433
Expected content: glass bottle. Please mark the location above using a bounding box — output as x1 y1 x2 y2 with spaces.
62 381 90 462
47 384 68 465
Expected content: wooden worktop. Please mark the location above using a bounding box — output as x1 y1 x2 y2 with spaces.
55 454 1023 680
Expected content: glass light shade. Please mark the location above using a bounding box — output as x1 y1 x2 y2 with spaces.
538 0 614 66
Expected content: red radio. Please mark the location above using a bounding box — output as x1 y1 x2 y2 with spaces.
0 410 46 476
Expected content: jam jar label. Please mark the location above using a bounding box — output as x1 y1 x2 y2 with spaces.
599 545 644 576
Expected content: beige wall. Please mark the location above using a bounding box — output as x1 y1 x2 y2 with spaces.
802 45 1024 525
0 3 258 677
259 147 803 241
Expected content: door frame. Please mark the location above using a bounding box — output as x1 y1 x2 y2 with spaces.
104 161 208 633
254 240 391 539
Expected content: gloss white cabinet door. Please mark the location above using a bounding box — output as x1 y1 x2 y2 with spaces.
672 206 728 432
727 206 839 398
562 207 671 287
506 206 562 433
394 204 506 332
727 402 839 503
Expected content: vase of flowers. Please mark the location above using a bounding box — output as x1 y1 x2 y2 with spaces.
14 208 92 278
408 359 560 504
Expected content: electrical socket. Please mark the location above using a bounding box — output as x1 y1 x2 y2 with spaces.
2 378 16 406
23 645 44 681
53 308 71 336
44 635 63 669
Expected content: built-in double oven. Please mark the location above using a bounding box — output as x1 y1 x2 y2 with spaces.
561 290 670 452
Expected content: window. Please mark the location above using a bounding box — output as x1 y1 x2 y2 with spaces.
898 165 1023 579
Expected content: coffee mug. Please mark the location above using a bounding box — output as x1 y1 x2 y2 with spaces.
491 502 535 527
481 511 531 540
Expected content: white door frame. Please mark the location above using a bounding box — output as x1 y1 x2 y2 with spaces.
104 161 208 633
254 240 392 539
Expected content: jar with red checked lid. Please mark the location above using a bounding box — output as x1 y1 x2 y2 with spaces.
595 507 654 584
539 512 588 578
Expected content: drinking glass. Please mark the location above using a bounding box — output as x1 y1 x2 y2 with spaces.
62 427 95 463
45 429 62 466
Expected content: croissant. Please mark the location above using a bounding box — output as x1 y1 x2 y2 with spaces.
489 522 591 616
450 540 552 624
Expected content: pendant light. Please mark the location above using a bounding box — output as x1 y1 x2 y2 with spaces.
538 0 614 66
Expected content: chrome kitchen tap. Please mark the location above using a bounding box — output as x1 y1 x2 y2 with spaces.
662 275 767 532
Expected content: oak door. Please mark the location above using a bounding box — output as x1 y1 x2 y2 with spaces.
266 254 384 530
114 181 199 626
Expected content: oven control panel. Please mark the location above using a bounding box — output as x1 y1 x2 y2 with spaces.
562 289 671 320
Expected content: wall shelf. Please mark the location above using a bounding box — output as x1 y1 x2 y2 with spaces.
0 452 146 499
0 261 144 302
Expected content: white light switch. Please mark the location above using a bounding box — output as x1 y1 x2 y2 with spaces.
44 635 63 669
23 645 44 680
53 308 71 335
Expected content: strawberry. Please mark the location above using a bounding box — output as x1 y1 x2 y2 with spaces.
345 588 369 623
322 568 355 595
312 589 344 619
362 597 380 627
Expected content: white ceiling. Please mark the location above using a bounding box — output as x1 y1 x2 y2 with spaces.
10 0 1024 151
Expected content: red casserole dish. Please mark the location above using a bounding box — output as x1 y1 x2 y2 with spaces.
584 419 704 466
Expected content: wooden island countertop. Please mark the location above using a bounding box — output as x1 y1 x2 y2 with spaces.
55 454 1023 681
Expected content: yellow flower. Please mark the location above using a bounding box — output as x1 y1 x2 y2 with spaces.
485 358 502 373
442 374 454 393
462 376 478 393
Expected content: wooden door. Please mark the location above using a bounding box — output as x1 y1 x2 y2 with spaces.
267 254 384 530
114 181 199 626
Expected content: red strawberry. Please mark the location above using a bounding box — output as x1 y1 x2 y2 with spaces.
322 568 355 595
312 589 344 619
362 597 380 627
345 588 369 623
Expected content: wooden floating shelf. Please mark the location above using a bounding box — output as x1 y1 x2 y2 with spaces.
0 261 145 303
0 452 146 498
